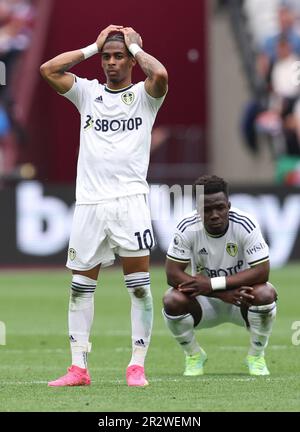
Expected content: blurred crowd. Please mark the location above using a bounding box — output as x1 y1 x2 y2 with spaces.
0 0 35 182
241 0 300 184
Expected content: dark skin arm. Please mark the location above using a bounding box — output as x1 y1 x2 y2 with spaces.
40 24 123 93
165 259 194 288
121 27 168 98
166 258 270 305
177 261 269 296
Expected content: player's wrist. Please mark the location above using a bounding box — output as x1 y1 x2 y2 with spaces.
128 43 143 57
210 276 227 291
81 42 99 59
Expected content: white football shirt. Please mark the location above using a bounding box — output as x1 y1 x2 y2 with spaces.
167 207 269 278
61 76 166 203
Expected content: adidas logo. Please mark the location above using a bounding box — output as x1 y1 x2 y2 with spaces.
199 248 208 255
134 339 145 347
94 95 103 103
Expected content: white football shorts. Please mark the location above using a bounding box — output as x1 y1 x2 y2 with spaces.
195 296 246 329
66 194 154 271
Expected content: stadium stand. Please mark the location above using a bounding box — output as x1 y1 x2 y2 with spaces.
225 0 300 184
0 0 50 184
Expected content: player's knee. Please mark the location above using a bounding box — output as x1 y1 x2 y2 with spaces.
129 286 152 310
70 289 94 311
252 282 277 305
124 272 152 309
70 274 97 307
163 287 191 316
132 287 147 298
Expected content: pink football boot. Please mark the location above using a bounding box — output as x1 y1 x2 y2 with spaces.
48 365 91 387
126 365 149 387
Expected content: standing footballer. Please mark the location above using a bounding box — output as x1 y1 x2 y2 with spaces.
40 24 168 387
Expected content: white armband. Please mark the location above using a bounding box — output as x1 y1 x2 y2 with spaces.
128 43 143 57
81 43 98 59
210 276 226 291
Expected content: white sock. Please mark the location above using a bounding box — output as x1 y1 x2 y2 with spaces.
247 302 277 356
69 274 97 369
124 272 153 367
163 309 201 356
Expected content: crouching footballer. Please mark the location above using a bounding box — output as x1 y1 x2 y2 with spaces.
162 175 277 376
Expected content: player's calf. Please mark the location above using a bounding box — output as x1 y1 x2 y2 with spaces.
163 287 202 325
162 288 205 372
245 282 277 374
124 271 152 386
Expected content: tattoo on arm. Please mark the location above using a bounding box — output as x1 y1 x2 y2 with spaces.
49 51 84 75
59 60 79 73
136 52 165 79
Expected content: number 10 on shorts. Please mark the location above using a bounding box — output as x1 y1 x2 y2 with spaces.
134 230 154 249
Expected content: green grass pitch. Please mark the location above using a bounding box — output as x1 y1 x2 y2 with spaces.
0 264 299 412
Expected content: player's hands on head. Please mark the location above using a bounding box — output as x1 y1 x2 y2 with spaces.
121 27 143 49
96 24 124 51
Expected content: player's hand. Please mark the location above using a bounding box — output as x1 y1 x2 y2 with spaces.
95 24 124 51
217 287 255 307
177 274 211 297
121 27 143 49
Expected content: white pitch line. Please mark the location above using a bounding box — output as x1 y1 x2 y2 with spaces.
1 376 298 386
0 349 65 354
2 329 292 337
0 381 48 385
219 345 290 350
0 345 292 355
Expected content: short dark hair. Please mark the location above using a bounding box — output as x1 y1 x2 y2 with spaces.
102 32 132 55
193 175 228 197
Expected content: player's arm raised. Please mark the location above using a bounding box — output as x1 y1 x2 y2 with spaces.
40 49 85 94
122 27 168 98
40 24 123 94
